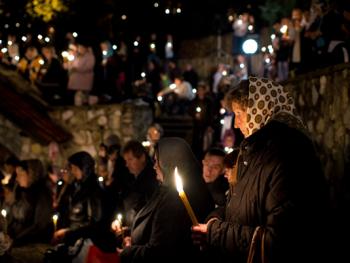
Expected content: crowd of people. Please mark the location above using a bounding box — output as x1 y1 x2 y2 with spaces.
0 2 348 110
0 1 348 262
231 2 350 81
0 75 337 262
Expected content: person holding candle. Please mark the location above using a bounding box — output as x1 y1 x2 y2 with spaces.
191 77 331 263
51 151 117 261
121 140 158 228
118 137 214 263
5 159 53 247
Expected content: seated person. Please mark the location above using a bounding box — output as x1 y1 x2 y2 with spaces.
5 159 53 246
52 151 116 259
157 74 195 115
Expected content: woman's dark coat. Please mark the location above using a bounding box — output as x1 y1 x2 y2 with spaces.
8 180 53 246
207 120 330 263
120 137 215 262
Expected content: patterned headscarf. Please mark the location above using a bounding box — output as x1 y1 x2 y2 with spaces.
246 77 305 136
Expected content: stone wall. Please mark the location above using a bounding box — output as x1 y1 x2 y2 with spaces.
285 64 350 211
0 101 153 166
177 33 233 80
0 115 23 158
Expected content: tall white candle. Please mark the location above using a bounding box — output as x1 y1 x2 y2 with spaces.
174 167 199 226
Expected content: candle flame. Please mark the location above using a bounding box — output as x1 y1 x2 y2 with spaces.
52 214 58 221
174 167 183 193
117 213 122 222
142 141 151 147
1 209 6 218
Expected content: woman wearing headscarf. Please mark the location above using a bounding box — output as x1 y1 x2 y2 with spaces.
119 137 214 263
192 77 330 262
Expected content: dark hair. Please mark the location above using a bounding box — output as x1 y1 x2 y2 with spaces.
223 149 239 168
173 71 184 81
105 134 121 148
5 155 19 166
107 144 121 155
68 151 95 179
205 147 226 158
148 123 164 137
105 134 121 155
17 159 45 183
197 81 209 92
224 79 249 110
122 140 147 159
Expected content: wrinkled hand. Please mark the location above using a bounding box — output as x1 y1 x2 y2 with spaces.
191 223 208 249
111 220 129 237
111 219 122 233
192 218 218 250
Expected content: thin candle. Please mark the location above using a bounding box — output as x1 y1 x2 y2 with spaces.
1 209 7 234
52 214 59 232
174 167 199 226
117 213 123 226
116 213 124 238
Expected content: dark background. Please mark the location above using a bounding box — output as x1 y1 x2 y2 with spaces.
0 0 319 42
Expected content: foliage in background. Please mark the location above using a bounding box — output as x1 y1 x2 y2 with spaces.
259 0 297 26
26 0 68 22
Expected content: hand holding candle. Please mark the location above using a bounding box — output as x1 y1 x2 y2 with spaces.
112 213 125 237
174 167 199 226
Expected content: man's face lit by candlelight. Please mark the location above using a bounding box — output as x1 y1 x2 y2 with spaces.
202 155 224 183
123 151 146 177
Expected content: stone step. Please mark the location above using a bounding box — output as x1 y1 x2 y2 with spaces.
155 114 194 144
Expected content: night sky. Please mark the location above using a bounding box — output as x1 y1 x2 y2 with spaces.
0 0 318 45
0 1 265 38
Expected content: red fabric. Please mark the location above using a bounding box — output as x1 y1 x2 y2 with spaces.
85 245 120 263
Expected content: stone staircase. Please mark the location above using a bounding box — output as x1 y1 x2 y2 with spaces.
155 114 194 145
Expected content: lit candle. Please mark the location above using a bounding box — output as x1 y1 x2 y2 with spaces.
142 141 151 147
174 167 199 226
1 209 7 234
117 213 123 226
115 213 124 238
52 213 59 232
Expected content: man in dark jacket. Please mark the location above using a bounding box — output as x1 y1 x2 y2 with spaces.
202 148 228 208
121 140 158 227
